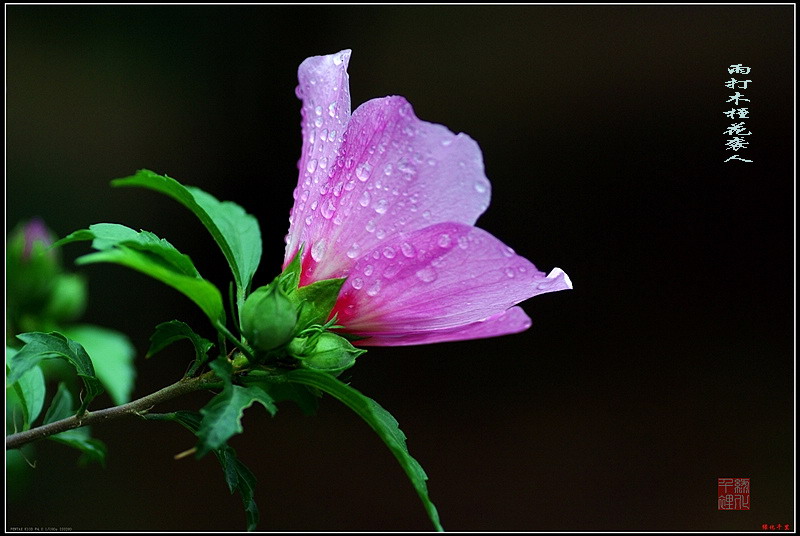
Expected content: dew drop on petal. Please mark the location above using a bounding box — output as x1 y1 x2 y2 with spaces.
328 130 336 142
366 279 382 297
365 219 377 233
306 159 318 173
319 156 328 170
422 210 432 219
356 163 372 181
346 243 360 259
383 263 400 279
474 180 488 194
437 234 451 248
502 246 515 258
311 239 326 262
415 267 437 283
328 102 337 117
321 199 336 219
504 267 516 278
359 191 371 207
351 277 364 290
314 116 323 128
376 229 386 239
383 246 396 259
305 215 313 225
383 163 393 176
374 199 389 214
457 236 469 250
400 242 415 258
344 179 356 191
314 105 322 116
363 264 374 276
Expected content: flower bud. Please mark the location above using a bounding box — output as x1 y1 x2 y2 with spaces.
297 332 365 374
240 284 299 352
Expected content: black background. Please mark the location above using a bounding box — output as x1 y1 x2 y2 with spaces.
6 5 794 532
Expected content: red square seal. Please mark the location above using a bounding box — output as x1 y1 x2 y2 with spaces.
718 477 750 510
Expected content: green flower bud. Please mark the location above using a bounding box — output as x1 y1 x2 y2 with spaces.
240 284 299 352
43 273 87 324
297 332 365 374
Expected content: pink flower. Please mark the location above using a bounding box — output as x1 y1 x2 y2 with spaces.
284 50 571 346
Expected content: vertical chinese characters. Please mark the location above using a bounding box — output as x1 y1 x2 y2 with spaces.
718 477 751 510
724 64 753 163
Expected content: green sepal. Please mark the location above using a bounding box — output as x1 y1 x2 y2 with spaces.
43 382 107 466
147 320 214 377
292 332 365 375
285 369 443 532
292 278 346 330
10 332 104 416
111 170 262 305
278 246 304 291
240 284 299 353
56 223 225 324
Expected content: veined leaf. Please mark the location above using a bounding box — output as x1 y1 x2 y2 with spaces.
57 224 224 324
147 320 214 376
286 369 443 531
62 325 136 405
10 332 103 416
44 382 107 466
5 347 45 430
196 383 277 457
112 170 262 299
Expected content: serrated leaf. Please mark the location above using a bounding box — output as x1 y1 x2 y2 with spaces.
293 278 346 329
10 332 104 416
44 382 107 466
6 347 45 430
286 369 443 531
61 325 136 405
112 170 262 297
148 410 259 531
197 383 277 457
57 224 224 323
78 247 224 324
147 320 213 376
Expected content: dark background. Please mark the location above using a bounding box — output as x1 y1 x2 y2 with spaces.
6 5 794 532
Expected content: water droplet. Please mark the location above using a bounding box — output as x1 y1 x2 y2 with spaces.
504 267 516 278
321 199 336 219
314 116 323 128
383 263 401 279
375 199 389 214
304 215 313 225
415 267 437 283
356 163 372 181
502 246 515 258
366 280 382 297
441 138 452 147
319 157 328 170
333 53 344 65
365 220 377 233
383 246 396 259
328 102 337 117
422 210 432 219
457 236 469 250
311 239 326 262
518 266 527 273
437 234 451 248
344 179 356 191
383 163 393 176
314 105 322 116
309 129 316 144
427 158 437 166
400 242 415 258
345 157 355 169
351 277 364 290
332 180 343 196
306 159 317 173
474 180 488 194
310 200 318 211
346 243 360 259
328 129 336 142
363 264 374 276
376 229 386 239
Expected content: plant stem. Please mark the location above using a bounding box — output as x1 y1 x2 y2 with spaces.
5 372 221 450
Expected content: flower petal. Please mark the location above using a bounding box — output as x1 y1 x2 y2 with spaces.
331 222 571 335
288 95 493 284
286 49 352 264
354 306 532 346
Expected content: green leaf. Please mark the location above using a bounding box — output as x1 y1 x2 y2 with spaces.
242 378 320 416
286 369 443 531
293 278 346 329
197 383 277 457
278 246 303 291
147 411 259 531
112 170 262 297
44 383 107 466
10 332 104 416
61 325 136 405
147 320 214 376
6 347 46 430
57 224 224 323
